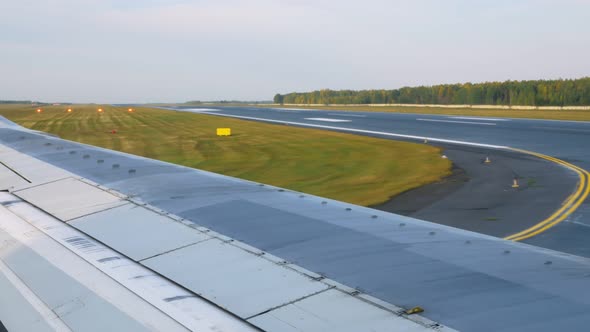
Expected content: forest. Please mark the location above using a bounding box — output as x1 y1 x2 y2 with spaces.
0 100 33 104
274 77 590 106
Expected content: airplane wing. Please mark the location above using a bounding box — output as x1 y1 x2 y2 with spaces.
1 116 589 332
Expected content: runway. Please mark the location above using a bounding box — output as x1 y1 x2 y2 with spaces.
171 106 590 257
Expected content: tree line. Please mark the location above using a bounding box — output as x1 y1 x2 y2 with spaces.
0 100 33 104
274 77 590 106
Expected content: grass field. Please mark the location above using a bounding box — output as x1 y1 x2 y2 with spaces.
0 104 450 206
266 105 590 122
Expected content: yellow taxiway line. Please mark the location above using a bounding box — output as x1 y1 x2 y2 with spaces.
504 148 590 242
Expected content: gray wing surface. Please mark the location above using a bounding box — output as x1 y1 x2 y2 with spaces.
0 118 589 331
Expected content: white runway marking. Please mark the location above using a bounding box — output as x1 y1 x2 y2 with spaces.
304 118 352 123
328 113 367 118
205 113 508 149
270 108 310 112
417 118 497 126
570 220 590 228
270 109 301 113
184 108 221 112
450 116 509 122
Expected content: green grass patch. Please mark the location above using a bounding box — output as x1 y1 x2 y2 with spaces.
526 178 542 188
266 105 590 122
0 104 451 206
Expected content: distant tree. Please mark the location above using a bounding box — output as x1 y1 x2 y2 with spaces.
274 78 590 106
273 94 284 105
319 89 331 105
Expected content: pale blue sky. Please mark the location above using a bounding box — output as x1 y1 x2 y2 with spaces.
1 0 589 103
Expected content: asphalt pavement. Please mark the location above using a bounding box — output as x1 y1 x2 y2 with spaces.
170 106 590 257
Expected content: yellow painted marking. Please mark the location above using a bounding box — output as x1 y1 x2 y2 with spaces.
216 128 231 136
504 148 590 241
505 165 584 240
505 151 588 241
510 167 589 241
